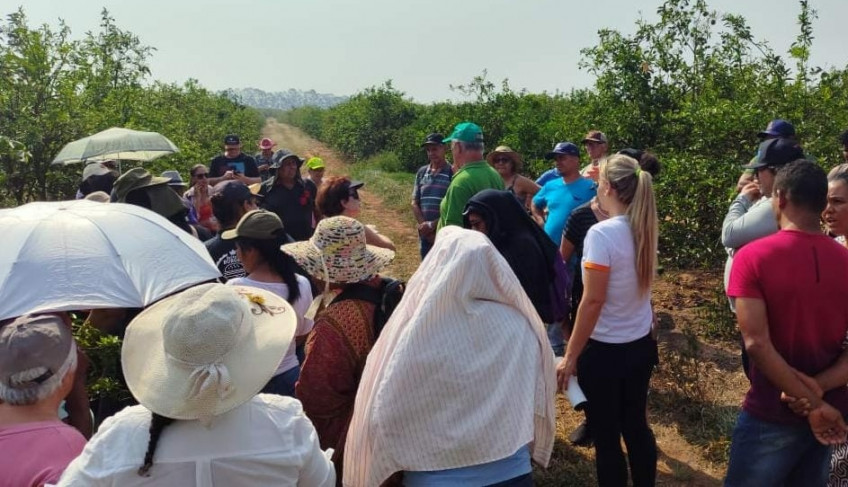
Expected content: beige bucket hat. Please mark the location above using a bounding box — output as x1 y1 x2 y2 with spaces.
486 145 524 171
281 216 395 284
121 283 296 422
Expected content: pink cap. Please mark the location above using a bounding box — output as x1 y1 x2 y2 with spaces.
258 138 275 150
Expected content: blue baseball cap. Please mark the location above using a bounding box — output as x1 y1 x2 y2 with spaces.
758 119 795 139
545 142 580 160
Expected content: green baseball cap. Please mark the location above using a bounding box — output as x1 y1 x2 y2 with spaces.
305 157 325 170
443 122 484 144
222 209 283 240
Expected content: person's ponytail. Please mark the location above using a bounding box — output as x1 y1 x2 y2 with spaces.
602 154 658 295
627 169 658 295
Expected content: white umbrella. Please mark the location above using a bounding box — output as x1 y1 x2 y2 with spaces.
51 127 180 165
0 200 220 321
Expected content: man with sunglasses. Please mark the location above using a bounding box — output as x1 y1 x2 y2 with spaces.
722 138 805 377
412 133 453 258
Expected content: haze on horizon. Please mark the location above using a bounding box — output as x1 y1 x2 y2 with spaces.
15 0 848 103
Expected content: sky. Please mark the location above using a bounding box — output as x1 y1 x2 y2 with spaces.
13 0 848 103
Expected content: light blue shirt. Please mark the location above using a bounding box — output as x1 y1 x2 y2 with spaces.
535 167 560 187
533 176 596 246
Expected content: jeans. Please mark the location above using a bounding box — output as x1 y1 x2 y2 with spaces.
578 334 658 487
725 410 832 486
261 365 300 398
420 236 433 260
546 322 564 357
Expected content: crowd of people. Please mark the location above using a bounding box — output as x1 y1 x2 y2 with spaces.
2 121 848 487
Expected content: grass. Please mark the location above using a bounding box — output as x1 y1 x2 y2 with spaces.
349 152 416 216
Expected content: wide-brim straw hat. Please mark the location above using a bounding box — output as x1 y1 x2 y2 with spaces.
281 216 395 284
486 145 524 171
122 283 296 422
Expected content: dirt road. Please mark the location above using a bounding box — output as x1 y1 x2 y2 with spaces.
262 119 740 486
261 119 420 280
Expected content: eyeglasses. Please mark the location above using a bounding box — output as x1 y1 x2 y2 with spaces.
349 189 360 200
493 157 512 164
194 173 208 179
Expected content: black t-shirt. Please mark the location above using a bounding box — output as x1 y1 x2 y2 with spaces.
209 153 259 178
562 202 599 262
259 178 315 241
204 234 246 282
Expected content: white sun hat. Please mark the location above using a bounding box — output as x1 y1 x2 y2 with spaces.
121 283 296 423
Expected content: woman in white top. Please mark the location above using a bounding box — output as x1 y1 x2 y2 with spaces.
556 154 659 487
58 283 334 486
222 209 314 397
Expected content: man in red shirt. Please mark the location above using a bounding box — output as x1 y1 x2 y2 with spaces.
725 160 848 485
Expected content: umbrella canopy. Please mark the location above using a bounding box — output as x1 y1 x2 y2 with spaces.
0 200 220 321
52 127 179 165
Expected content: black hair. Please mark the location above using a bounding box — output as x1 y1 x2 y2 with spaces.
138 412 175 476
840 130 848 147
79 173 117 196
773 160 827 214
210 192 249 229
235 233 301 304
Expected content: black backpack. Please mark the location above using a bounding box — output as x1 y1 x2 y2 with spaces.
330 278 405 338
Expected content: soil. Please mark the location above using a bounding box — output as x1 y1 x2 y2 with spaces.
264 120 749 486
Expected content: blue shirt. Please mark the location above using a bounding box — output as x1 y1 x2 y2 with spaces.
403 445 531 486
533 176 596 246
535 167 560 187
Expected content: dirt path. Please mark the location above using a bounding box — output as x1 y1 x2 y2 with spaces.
261 119 420 280
262 119 742 486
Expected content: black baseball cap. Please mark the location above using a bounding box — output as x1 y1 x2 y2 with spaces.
212 181 260 203
744 138 805 169
224 134 240 145
421 133 445 147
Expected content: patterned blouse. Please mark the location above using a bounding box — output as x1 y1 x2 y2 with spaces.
295 277 380 485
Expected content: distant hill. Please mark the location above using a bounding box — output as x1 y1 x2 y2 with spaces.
228 87 348 110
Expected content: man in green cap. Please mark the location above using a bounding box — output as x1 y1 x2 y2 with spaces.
437 122 504 229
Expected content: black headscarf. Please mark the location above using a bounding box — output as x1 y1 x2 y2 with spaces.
463 190 560 322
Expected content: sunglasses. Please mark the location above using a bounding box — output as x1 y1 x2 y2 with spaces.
493 156 513 164
194 173 208 179
349 189 360 200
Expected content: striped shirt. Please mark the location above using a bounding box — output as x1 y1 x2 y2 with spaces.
412 164 453 222
343 227 556 487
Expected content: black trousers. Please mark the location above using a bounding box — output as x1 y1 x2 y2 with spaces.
578 333 659 487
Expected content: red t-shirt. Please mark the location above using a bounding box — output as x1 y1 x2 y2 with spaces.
728 229 848 424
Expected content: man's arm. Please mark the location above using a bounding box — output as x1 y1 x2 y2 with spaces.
721 194 778 249
737 297 830 409
437 184 470 229
815 348 848 392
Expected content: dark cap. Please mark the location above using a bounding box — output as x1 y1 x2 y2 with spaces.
349 180 364 191
212 181 258 203
224 134 240 145
757 119 795 139
421 133 445 147
270 148 304 169
744 138 805 169
221 209 283 240
545 142 580 160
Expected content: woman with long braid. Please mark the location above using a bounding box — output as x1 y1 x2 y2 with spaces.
58 284 334 486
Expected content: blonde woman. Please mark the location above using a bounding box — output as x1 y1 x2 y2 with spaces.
556 154 659 487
